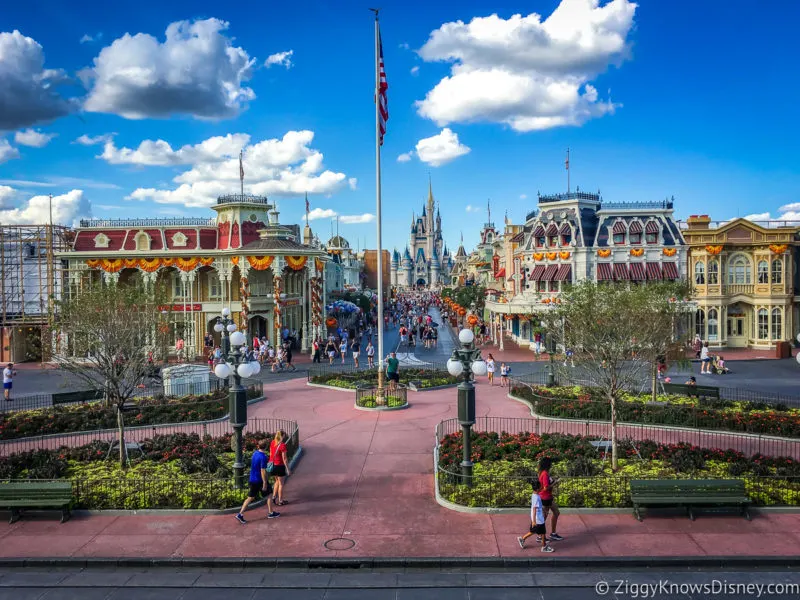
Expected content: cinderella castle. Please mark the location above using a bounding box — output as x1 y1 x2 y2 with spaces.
390 181 456 290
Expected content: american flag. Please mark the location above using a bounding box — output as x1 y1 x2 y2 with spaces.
565 148 570 171
305 194 310 214
378 33 388 146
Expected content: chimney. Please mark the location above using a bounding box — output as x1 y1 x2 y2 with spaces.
686 214 711 230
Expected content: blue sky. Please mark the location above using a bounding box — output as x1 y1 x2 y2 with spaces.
1 0 799 252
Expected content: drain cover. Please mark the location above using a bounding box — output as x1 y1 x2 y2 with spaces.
324 537 356 550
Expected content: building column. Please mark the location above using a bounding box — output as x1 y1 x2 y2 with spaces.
302 263 311 353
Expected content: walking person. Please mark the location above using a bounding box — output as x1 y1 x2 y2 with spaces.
692 334 702 359
326 339 336 365
500 362 510 387
386 351 400 391
351 337 361 368
700 341 711 374
235 439 279 524
517 479 554 552
283 340 297 372
486 354 496 386
339 338 347 364
270 430 292 507
312 338 321 363
538 457 563 542
3 363 15 402
366 340 375 368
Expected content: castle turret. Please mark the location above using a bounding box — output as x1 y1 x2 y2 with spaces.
430 246 441 288
390 249 399 286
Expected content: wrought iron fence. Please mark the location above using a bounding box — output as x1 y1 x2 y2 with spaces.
435 416 800 509
355 385 408 408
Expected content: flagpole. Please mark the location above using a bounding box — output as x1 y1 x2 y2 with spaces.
372 9 386 400
566 147 570 195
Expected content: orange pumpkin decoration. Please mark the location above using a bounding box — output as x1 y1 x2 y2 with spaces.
326 317 338 328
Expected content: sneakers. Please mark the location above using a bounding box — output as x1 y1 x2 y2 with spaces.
235 513 247 524
267 511 281 518
541 545 554 553
517 536 525 549
549 533 565 541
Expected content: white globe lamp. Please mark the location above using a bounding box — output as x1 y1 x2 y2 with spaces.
446 358 464 377
229 331 246 347
796 333 800 344
226 323 237 333
471 359 488 377
221 307 231 317
796 352 800 365
237 363 253 378
213 322 224 333
214 362 231 379
458 328 474 346
249 361 261 375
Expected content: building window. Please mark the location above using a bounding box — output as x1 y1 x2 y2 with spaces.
135 231 151 251
171 232 188 247
549 280 558 292
548 235 557 247
93 233 110 248
535 236 545 248
208 272 221 299
694 261 705 285
561 232 572 246
613 233 625 245
173 274 185 299
772 308 782 340
727 256 751 284
772 259 783 284
708 260 719 284
695 309 705 338
757 260 769 284
630 232 642 244
708 308 718 339
645 231 658 244
758 308 769 340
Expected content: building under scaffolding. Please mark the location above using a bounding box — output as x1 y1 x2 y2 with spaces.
0 225 72 362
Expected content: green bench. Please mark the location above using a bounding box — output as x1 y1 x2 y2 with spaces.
0 481 73 524
630 479 751 521
662 382 720 400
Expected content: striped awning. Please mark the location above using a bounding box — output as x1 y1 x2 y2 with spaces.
646 262 662 280
555 264 572 281
613 263 629 281
542 265 559 281
629 220 643 234
559 222 571 234
645 220 660 234
662 262 679 280
533 225 545 236
629 262 646 281
597 263 613 281
530 265 546 281
546 223 559 235
612 221 627 234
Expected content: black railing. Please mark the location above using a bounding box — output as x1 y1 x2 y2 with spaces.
601 200 673 210
525 210 538 222
216 194 270 205
539 191 601 203
355 384 408 408
78 218 213 227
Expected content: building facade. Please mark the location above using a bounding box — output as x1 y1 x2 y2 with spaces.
324 235 362 293
59 194 328 358
683 215 798 349
390 182 453 289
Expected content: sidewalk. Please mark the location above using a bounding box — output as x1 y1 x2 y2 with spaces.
1 377 797 560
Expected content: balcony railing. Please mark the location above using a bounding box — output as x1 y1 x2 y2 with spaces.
723 284 754 295
216 194 270 205
601 199 674 210
539 191 601 203
79 218 214 227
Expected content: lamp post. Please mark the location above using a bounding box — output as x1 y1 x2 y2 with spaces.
446 328 487 487
212 307 262 489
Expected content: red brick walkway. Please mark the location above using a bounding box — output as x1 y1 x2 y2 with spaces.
1 378 798 559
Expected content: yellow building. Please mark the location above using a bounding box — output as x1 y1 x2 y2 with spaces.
683 215 798 349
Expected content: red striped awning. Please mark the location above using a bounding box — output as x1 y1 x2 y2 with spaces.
546 223 559 235
613 263 629 281
559 222 571 234
530 265 546 281
533 225 545 236
629 221 643 234
646 262 662 280
662 262 679 280
629 262 646 281
597 263 613 281
645 220 660 234
555 264 572 281
612 221 627 234
541 265 559 281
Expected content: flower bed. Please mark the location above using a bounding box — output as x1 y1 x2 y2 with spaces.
510 384 800 439
0 386 262 441
310 368 457 390
437 430 800 508
0 430 281 509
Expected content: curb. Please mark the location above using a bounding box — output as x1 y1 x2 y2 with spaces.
353 402 410 412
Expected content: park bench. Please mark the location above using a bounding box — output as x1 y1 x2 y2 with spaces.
0 481 73 524
661 382 720 400
630 479 751 521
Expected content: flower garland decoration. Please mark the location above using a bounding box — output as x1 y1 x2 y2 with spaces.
630 248 644 257
663 248 677 257
246 255 275 270
199 257 215 267
161 258 175 267
176 257 200 272
597 249 611 258
85 259 101 269
123 258 139 269
100 258 123 273
705 245 723 255
285 256 308 271
138 258 161 272
239 277 250 330
769 244 788 254
559 251 571 260
314 258 325 273
533 252 544 261
546 252 557 261
273 276 283 338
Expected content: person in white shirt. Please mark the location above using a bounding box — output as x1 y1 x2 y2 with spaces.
486 354 496 386
517 479 554 552
3 363 14 401
366 341 376 368
700 341 711 375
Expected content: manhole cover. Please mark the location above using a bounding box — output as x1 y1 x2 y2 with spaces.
324 537 355 551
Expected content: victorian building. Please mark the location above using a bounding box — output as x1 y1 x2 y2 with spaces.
325 234 362 293
485 191 687 348
683 215 798 349
390 182 453 289
59 193 328 358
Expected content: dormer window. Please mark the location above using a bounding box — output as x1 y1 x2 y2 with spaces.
559 223 571 246
93 233 110 248
612 221 626 245
533 225 545 248
171 232 188 247
134 231 151 251
546 224 558 247
645 220 659 244
629 221 643 245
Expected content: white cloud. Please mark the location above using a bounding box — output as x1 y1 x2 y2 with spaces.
340 214 375 224
95 204 125 210
414 128 470 167
0 140 20 164
304 207 337 221
0 189 91 225
119 130 350 207
0 186 16 208
265 50 294 69
410 66 420 76
415 0 636 132
397 152 413 163
80 34 93 44
399 43 410 50
520 193 527 199
465 205 480 213
14 129 56 147
0 30 72 129
0 176 119 190
81 18 256 120
347 177 358 190
742 210 800 225
73 133 115 145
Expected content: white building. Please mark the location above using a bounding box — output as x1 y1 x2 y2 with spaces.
325 235 362 292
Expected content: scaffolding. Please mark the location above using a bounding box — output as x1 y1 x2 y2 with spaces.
0 224 72 362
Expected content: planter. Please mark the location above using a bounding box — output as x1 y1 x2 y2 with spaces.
354 385 408 410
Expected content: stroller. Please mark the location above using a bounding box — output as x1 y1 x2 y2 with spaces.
711 355 730 375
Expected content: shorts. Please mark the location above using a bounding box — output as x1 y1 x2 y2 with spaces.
328 351 336 358
271 464 287 477
541 498 553 507
530 523 546 535
388 372 400 382
353 352 360 358
248 480 272 499
702 357 711 363
3 382 10 390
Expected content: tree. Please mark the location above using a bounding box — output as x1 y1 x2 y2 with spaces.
54 282 171 467
540 281 692 470
442 285 486 312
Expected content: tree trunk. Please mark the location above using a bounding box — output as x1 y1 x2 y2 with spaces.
609 393 618 471
651 363 658 403
117 405 128 469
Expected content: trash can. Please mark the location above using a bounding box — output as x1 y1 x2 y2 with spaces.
776 341 792 359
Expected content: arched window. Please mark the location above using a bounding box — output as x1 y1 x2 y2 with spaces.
772 308 782 340
695 309 705 338
772 259 783 284
757 260 769 284
757 308 769 340
134 231 151 251
727 255 751 285
694 261 705 285
708 308 718 339
708 260 719 285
